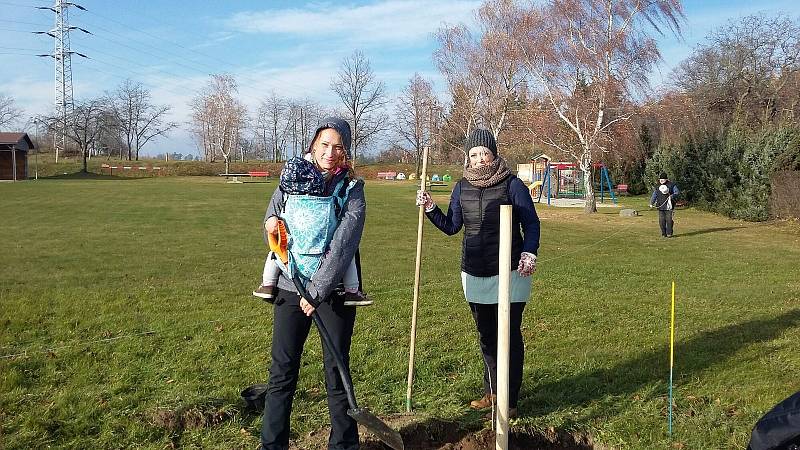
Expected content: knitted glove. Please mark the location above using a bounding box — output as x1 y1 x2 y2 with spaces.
416 190 435 212
517 252 537 277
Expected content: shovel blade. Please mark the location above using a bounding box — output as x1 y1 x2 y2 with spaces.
348 407 404 450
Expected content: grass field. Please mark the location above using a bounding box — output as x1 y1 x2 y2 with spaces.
1 175 799 449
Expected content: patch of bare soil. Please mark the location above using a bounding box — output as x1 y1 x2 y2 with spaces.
151 403 232 431
292 414 603 450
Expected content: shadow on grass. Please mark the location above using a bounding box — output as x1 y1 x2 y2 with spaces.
675 226 748 237
519 309 800 420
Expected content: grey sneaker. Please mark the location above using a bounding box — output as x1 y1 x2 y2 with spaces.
253 284 275 302
343 291 373 306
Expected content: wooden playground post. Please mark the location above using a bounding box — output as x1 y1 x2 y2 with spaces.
496 205 512 449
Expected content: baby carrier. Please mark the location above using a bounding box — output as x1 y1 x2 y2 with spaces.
272 176 358 285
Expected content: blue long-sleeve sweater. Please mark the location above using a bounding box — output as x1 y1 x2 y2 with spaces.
426 176 540 256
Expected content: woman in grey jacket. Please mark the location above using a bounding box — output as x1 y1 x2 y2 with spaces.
260 117 365 450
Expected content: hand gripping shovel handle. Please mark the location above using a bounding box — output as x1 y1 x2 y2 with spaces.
290 274 404 450
290 274 359 409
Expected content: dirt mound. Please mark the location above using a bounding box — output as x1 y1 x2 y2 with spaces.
294 415 601 450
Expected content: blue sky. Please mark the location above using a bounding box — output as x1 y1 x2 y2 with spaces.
1 0 799 155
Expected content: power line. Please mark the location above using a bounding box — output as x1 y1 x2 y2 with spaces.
2 16 333 101
0 46 41 51
0 28 38 33
0 0 32 6
77 42 207 87
70 19 217 78
76 10 332 99
0 19 53 27
78 57 201 99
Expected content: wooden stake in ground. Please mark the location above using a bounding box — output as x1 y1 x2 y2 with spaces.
406 145 430 413
496 205 513 450
669 280 676 438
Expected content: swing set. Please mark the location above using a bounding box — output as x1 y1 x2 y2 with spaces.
526 155 617 206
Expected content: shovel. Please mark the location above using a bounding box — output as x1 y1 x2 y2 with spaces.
291 274 404 450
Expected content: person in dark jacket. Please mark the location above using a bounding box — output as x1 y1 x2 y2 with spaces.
416 128 540 419
260 117 365 450
649 172 680 238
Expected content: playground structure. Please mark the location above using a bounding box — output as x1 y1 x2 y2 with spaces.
518 154 618 206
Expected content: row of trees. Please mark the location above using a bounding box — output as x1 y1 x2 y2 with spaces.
423 0 798 218
639 14 800 220
424 0 684 212
1 80 177 173
189 51 390 174
3 0 687 212
6 0 797 218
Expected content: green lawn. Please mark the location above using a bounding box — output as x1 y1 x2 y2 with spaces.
1 176 799 449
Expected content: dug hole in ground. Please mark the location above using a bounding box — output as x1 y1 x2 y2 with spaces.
290 414 604 450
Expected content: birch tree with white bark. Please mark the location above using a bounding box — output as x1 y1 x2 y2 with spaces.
518 0 683 212
190 74 247 174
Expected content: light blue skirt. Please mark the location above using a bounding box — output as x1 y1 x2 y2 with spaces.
461 271 532 304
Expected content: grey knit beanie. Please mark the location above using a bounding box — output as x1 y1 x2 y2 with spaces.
464 128 497 157
308 117 352 159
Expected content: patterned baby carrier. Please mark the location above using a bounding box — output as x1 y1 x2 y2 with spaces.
275 176 357 284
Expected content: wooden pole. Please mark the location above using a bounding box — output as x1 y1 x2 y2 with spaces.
669 280 675 437
496 205 512 449
406 145 430 412
12 147 17 181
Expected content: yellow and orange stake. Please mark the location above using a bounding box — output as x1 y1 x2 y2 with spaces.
669 280 676 438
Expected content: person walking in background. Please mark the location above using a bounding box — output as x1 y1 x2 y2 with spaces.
416 128 540 419
650 172 680 238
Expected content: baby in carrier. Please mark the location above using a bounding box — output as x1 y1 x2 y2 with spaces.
253 156 372 306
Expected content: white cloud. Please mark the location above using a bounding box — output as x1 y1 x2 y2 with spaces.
0 76 54 120
227 0 480 45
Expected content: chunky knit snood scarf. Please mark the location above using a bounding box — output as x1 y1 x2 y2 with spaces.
463 156 511 188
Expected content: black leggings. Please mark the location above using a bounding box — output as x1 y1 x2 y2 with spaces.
469 302 526 408
260 289 358 450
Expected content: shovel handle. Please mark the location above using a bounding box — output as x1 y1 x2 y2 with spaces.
292 275 359 411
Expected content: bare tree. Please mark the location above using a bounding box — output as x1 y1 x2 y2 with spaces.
190 74 247 174
256 91 295 162
51 98 106 173
435 0 527 153
286 98 325 157
0 93 22 129
395 74 439 176
519 0 683 212
672 14 800 127
434 24 483 156
331 50 388 162
108 79 178 161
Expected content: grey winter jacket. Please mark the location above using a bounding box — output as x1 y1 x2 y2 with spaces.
263 176 366 304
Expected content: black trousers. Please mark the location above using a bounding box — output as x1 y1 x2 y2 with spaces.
469 302 526 408
658 209 674 237
260 289 358 450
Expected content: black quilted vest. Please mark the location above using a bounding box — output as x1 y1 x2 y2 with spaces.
459 175 523 277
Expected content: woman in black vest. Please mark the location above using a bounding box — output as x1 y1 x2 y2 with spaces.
416 128 540 418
